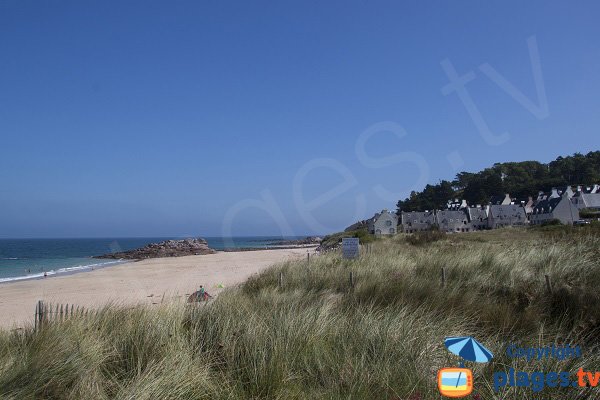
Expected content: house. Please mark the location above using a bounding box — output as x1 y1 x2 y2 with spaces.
467 206 488 230
400 211 436 233
571 185 600 211
437 209 470 233
367 209 398 235
488 204 527 229
531 192 580 225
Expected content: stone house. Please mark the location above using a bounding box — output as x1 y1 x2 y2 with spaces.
367 209 398 235
467 207 488 230
488 204 527 229
531 192 580 225
437 209 470 233
571 185 600 211
400 211 437 233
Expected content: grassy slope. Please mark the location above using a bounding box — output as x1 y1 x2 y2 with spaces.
1 228 600 399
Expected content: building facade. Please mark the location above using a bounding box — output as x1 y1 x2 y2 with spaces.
400 211 437 233
488 204 527 229
531 193 580 225
367 209 398 235
437 209 470 233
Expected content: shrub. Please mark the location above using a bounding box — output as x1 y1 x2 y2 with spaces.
405 228 446 246
318 229 374 251
580 208 600 219
541 218 562 226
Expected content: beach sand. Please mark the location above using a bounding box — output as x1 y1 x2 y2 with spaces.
0 248 310 329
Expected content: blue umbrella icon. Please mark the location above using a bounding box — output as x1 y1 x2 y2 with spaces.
444 336 493 363
444 336 493 388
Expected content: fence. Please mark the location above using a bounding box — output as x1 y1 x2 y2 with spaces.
34 300 91 331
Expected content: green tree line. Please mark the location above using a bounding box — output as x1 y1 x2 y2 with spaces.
396 151 600 212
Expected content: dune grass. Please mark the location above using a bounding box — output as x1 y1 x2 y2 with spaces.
2 228 600 399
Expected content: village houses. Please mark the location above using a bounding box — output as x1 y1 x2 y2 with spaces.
346 185 594 235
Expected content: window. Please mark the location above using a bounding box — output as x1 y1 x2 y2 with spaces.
389 228 395 234
386 220 392 226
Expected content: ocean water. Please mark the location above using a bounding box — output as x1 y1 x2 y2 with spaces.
0 237 302 283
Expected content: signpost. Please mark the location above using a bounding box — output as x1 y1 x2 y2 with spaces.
342 237 360 259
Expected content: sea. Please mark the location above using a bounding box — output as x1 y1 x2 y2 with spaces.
0 237 303 283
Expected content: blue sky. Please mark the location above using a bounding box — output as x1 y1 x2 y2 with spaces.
1 1 599 238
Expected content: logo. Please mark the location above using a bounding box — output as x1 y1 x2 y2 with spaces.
438 336 493 398
438 368 473 397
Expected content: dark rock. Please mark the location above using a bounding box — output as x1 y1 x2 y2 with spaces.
94 238 216 260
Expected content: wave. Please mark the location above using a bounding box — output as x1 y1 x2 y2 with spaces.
1 257 21 260
0 259 126 284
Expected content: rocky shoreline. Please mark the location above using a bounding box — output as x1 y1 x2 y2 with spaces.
94 237 322 260
94 238 216 260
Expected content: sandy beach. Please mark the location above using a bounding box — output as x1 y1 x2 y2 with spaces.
0 248 310 329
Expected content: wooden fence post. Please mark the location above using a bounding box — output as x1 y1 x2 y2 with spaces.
278 272 283 288
545 274 553 294
35 301 42 331
307 252 310 266
349 271 355 289
441 267 446 288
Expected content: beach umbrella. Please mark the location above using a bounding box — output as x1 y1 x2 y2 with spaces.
444 336 493 363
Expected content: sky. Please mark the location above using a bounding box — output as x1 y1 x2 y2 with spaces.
1 0 599 238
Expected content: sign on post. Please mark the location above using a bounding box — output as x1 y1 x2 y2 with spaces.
342 237 360 259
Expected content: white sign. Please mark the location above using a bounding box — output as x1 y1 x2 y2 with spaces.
342 237 360 259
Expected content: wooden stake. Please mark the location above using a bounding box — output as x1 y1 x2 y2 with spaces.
441 267 446 288
545 274 553 293
278 272 283 288
34 301 39 331
349 271 355 289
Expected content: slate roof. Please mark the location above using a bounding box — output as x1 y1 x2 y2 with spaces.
489 204 526 219
576 193 600 208
533 197 562 214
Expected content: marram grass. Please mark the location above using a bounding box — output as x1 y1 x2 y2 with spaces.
1 228 600 399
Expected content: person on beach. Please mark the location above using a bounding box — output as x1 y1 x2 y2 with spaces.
198 285 205 301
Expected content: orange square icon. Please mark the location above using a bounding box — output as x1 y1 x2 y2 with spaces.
438 367 473 398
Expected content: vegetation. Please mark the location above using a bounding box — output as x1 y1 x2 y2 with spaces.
580 208 600 219
405 227 446 246
397 151 600 212
2 229 600 398
318 228 375 251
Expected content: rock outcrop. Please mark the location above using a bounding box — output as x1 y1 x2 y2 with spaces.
95 238 216 260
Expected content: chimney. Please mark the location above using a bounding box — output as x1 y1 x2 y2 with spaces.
592 184 600 194
537 191 545 201
550 188 560 199
577 185 582 192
